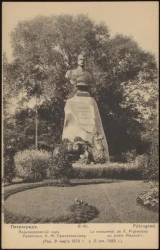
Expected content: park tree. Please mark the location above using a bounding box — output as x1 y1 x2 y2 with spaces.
89 34 158 156
3 14 158 164
3 53 18 182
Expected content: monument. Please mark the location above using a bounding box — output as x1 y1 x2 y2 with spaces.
62 53 109 163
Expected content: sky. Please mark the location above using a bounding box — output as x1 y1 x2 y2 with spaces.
2 2 159 62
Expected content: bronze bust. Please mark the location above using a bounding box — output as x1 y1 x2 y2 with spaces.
65 54 92 97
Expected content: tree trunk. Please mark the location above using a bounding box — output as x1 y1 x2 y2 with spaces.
35 99 38 150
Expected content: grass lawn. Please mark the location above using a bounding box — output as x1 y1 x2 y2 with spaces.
4 179 158 223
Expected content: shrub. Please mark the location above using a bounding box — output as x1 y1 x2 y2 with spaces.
3 148 16 183
71 162 142 180
136 154 149 180
120 150 137 163
137 143 159 181
137 182 159 212
139 120 159 181
136 129 159 211
147 141 159 181
68 199 99 223
14 149 52 181
3 154 16 183
49 142 73 182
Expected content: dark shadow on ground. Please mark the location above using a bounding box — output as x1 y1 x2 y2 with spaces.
69 179 122 186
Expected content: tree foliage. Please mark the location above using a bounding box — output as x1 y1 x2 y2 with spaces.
3 14 158 171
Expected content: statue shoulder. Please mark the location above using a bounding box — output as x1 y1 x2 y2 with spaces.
65 70 72 79
65 69 77 85
65 69 77 79
85 67 92 75
85 68 93 82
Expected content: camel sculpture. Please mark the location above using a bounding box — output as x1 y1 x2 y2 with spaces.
90 132 106 164
61 132 106 164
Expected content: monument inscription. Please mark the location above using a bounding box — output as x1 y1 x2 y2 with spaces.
77 103 95 125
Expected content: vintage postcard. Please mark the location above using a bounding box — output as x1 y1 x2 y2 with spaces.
2 1 159 249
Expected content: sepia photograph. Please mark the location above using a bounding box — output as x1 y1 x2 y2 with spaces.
2 1 159 249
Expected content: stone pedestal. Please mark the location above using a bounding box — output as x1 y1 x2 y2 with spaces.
62 95 109 161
